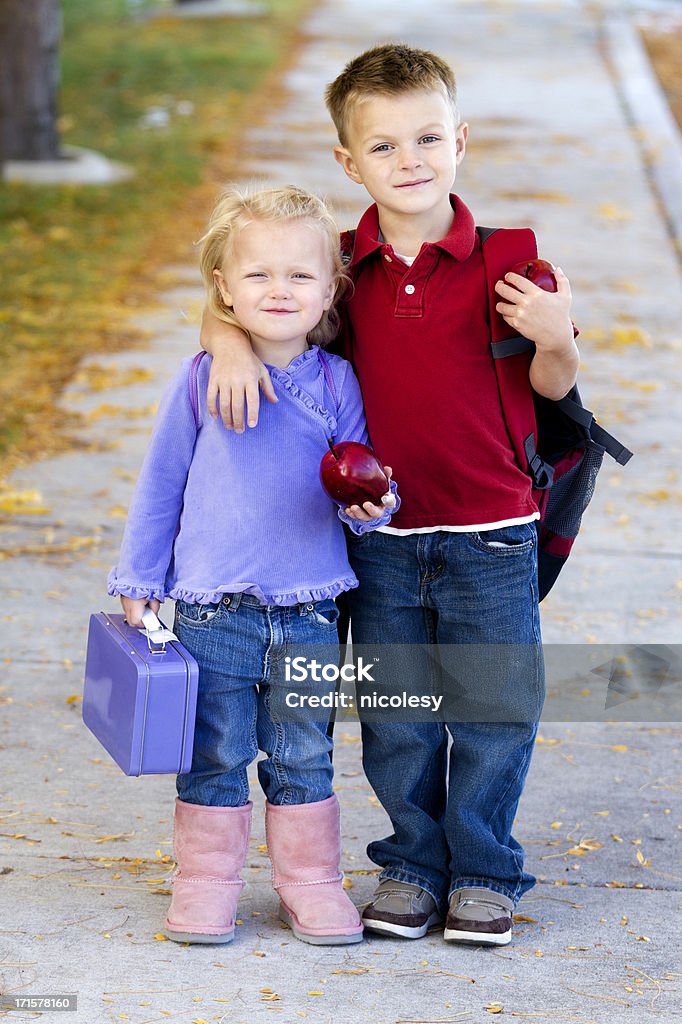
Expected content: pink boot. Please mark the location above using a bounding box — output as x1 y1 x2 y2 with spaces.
164 798 252 944
265 795 363 945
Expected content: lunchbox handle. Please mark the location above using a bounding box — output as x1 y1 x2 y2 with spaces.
140 607 178 654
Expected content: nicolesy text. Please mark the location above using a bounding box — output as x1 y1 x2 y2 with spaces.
284 691 444 712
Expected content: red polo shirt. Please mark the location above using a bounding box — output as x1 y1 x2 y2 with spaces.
338 194 539 530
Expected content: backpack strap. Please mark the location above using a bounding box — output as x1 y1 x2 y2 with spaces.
478 225 537 353
317 348 338 410
188 350 207 430
477 226 633 478
340 228 356 266
556 391 633 465
477 225 551 488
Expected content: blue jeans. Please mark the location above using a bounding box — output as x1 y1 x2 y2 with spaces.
173 592 340 808
346 525 544 911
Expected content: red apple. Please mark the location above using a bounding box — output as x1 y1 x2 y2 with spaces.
320 439 389 506
509 258 558 292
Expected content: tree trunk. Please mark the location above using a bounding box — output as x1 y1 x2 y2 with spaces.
0 0 62 162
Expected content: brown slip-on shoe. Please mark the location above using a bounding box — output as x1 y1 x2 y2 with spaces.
443 887 514 946
362 879 442 939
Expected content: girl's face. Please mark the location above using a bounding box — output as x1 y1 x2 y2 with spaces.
214 217 335 359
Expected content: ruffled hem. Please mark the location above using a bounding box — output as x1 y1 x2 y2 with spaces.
107 572 167 603
168 576 358 608
337 479 401 535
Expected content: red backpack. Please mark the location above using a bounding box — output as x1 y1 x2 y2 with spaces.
341 226 633 600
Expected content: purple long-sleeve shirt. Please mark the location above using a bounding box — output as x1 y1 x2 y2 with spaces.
108 346 398 607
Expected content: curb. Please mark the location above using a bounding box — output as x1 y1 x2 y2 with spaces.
601 13 682 259
3 145 134 186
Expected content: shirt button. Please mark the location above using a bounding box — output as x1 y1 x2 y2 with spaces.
404 284 415 295
384 254 392 262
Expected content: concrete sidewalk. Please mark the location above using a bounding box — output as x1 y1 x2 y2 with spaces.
1 1 681 1021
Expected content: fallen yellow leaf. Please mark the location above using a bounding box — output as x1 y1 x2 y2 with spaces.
497 189 573 203
597 202 632 222
580 838 603 851
0 489 50 515
610 326 651 348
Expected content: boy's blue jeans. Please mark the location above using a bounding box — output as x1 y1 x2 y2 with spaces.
346 524 544 912
173 592 339 808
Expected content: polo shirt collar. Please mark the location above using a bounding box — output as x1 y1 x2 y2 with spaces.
350 193 477 267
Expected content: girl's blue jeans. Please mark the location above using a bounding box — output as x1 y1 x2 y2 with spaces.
346 524 544 911
173 592 340 808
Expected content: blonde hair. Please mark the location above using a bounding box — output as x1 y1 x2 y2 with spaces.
198 184 347 347
325 43 459 147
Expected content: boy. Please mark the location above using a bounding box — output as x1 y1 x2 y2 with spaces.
201 44 579 946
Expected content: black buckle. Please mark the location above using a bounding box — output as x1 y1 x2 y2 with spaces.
529 453 554 489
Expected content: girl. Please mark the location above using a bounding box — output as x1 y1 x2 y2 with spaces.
107 185 398 947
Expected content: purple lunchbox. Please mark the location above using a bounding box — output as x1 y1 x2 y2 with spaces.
82 612 198 776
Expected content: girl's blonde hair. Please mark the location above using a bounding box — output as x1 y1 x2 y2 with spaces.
198 184 348 347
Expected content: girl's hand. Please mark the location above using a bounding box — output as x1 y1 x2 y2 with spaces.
120 595 160 628
344 467 395 522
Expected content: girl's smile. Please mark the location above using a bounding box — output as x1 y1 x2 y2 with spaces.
214 218 335 368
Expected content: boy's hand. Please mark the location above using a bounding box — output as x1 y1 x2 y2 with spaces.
207 344 278 433
344 467 396 521
120 596 160 628
494 266 573 352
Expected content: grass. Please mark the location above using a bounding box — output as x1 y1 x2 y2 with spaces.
0 0 313 475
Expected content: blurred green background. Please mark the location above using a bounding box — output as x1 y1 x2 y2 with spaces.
0 0 312 474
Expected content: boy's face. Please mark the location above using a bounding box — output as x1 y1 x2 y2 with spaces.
333 88 467 223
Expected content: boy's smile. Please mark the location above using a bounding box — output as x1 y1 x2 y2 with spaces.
334 88 467 248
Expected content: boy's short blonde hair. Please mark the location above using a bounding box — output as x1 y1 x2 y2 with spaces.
198 184 347 347
325 43 459 147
